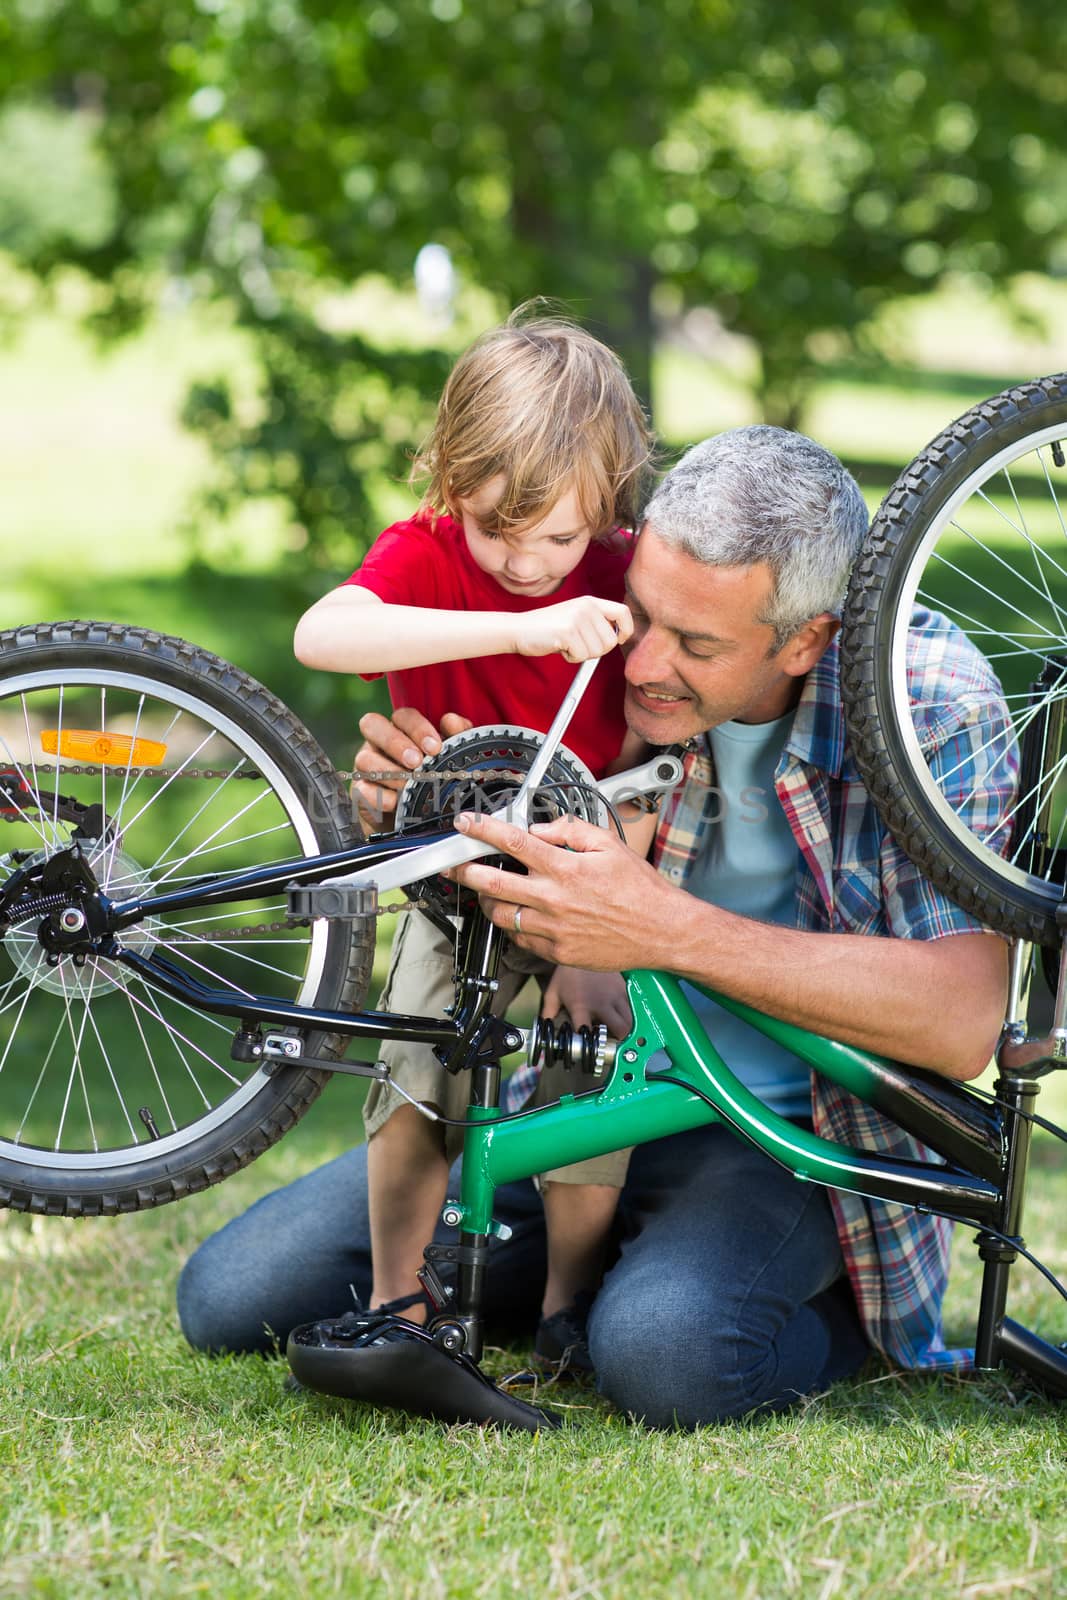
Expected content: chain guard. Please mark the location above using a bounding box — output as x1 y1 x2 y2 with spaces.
393 725 606 921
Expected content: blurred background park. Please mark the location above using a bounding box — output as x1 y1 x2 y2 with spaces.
1 0 1066 769
2 7 1067 1593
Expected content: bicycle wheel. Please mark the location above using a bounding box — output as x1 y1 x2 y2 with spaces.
0 621 374 1215
841 374 1067 946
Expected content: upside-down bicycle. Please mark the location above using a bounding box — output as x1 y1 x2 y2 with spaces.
2 374 1067 1430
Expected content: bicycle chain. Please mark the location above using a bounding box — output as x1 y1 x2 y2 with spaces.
15 764 500 782
192 902 436 941
2 762 476 940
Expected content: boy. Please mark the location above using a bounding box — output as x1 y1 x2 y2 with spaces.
294 309 655 1371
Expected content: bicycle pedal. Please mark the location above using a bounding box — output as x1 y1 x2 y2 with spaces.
286 881 378 923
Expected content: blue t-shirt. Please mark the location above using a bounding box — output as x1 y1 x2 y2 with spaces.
675 709 811 1120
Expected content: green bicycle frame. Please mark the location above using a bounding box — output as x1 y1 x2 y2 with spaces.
456 969 1004 1240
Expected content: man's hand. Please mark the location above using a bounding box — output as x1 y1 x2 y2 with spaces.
514 596 633 663
352 707 473 834
542 966 633 1035
451 809 1008 1080
451 810 674 971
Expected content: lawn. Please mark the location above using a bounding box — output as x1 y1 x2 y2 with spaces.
1 284 1066 1598
0 1103 1065 1599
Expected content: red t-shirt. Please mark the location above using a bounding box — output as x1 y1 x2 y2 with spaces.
345 513 633 778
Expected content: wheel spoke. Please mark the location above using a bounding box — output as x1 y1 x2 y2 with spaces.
0 973 21 1005
992 745 1067 856
1044 781 1067 866
121 983 215 1108
120 982 240 1090
977 470 1067 594
102 722 217 857
952 505 1067 626
149 935 259 1002
0 979 35 1077
15 1009 68 1146
1003 471 1067 637
116 981 178 1132
99 691 153 892
149 789 276 886
164 923 315 985
80 980 142 1147
148 821 298 884
54 958 99 1151
140 757 250 876
52 684 63 845
0 729 62 849
933 545 1061 644
916 583 1063 669
932 672 1064 794
21 691 63 849
135 856 297 888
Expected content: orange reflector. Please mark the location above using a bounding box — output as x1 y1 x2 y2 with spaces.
41 730 168 767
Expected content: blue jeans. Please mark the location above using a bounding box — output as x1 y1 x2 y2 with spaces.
178 1125 869 1429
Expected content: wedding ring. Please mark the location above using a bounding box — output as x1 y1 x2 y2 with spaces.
513 906 523 936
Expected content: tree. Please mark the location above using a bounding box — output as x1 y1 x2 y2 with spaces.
0 0 719 578
2 0 1064 559
657 4 1067 424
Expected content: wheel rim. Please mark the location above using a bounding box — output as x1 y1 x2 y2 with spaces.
0 666 333 1171
888 420 1067 906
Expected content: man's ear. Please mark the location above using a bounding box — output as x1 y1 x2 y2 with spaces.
779 613 840 678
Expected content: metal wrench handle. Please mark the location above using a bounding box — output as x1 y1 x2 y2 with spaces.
325 659 683 896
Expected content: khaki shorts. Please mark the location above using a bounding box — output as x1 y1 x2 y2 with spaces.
363 909 631 1187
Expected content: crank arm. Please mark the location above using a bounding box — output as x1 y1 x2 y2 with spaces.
598 750 685 808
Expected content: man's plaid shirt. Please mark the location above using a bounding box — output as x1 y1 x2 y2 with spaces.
508 607 1015 1370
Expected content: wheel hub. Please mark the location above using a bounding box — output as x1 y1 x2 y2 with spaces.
3 844 158 997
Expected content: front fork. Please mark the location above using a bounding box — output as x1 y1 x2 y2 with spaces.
978 936 1067 1393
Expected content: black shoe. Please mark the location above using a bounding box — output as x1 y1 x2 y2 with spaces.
534 1293 595 1378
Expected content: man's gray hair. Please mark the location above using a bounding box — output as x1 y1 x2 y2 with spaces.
642 426 869 650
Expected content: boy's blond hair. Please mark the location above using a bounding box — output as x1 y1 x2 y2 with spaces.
412 305 653 539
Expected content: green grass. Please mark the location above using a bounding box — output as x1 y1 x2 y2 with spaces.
3 281 1067 1597
0 1106 1065 1599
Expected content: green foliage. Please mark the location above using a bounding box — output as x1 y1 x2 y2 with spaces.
0 102 117 258
180 317 450 591
656 6 1067 422
2 0 1066 554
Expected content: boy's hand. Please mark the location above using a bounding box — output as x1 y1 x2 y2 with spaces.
352 707 473 833
542 966 633 1036
514 596 633 663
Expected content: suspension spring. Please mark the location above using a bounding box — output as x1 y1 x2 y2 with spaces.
5 891 71 926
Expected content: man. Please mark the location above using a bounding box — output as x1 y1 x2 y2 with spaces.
179 427 1010 1428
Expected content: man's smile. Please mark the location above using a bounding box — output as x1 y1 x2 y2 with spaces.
630 683 691 707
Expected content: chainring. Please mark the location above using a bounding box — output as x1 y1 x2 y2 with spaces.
393 725 607 920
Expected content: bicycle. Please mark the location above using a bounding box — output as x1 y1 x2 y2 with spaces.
1 372 1066 1430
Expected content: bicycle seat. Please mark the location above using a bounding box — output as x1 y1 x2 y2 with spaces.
287 1308 561 1432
